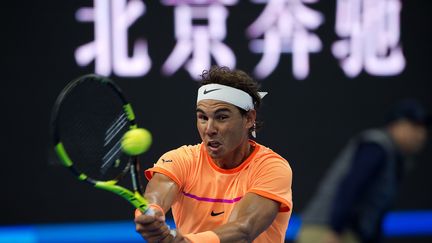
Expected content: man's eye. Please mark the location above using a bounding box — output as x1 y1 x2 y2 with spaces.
216 115 228 121
197 114 208 120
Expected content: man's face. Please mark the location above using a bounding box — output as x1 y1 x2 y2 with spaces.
196 99 254 160
397 120 428 154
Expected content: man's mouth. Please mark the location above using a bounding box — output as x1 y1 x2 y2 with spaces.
207 141 222 150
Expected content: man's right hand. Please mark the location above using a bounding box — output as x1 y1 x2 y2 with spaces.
134 209 174 243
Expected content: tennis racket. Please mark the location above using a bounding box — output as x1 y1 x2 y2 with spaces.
51 74 174 237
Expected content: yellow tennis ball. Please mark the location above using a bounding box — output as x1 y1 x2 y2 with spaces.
121 128 152 156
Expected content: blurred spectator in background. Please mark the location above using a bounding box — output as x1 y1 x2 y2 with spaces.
296 99 430 243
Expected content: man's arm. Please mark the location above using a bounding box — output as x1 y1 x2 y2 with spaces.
206 192 280 243
144 172 180 212
135 173 180 243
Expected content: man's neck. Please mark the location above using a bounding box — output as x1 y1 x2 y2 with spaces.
214 141 253 169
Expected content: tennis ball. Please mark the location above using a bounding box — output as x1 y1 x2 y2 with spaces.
121 128 152 156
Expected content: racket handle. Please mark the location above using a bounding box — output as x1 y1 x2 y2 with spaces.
144 207 156 216
145 208 177 238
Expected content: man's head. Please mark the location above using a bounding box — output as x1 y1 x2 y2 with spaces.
199 66 264 111
195 66 265 160
386 99 430 154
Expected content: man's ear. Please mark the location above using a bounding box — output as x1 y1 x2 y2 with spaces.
246 109 257 129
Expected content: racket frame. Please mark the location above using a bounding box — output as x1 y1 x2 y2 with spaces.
51 74 150 212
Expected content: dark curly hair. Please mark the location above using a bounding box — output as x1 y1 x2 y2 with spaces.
199 66 264 134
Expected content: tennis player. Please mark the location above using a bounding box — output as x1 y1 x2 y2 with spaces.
134 66 293 243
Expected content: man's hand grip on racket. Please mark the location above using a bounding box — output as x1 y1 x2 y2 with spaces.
135 205 177 243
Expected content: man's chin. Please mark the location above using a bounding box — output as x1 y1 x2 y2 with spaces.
207 148 224 160
208 151 222 159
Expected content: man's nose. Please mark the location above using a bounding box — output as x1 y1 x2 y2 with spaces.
205 119 217 135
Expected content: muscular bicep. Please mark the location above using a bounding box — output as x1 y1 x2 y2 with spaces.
229 193 280 236
144 172 180 213
214 192 280 242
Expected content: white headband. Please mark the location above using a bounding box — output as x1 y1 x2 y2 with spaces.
197 83 268 111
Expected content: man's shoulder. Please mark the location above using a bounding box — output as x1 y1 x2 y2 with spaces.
357 128 394 151
159 143 202 163
255 143 288 161
252 143 291 171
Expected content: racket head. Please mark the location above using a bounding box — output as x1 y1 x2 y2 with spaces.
51 74 138 184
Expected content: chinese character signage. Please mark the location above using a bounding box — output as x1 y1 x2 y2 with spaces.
74 0 405 81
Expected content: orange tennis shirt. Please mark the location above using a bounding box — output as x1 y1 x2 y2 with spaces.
145 140 293 243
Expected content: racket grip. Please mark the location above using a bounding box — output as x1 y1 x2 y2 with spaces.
144 207 156 216
144 208 177 238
